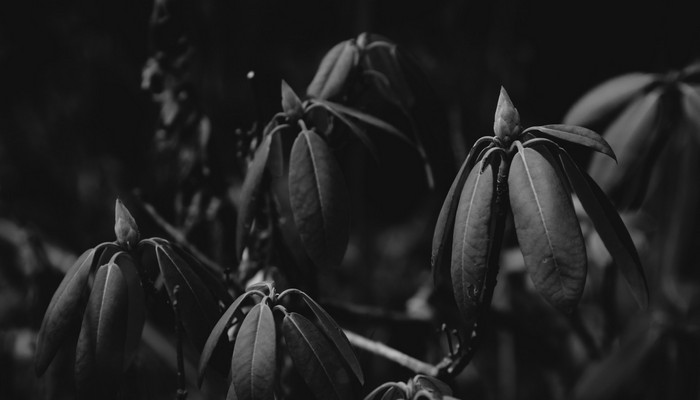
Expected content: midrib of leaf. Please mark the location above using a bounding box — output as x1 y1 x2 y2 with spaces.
459 164 482 298
250 306 264 398
96 264 117 352
290 316 342 400
519 151 567 296
304 133 328 248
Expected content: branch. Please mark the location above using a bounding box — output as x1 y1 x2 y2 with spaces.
343 329 439 377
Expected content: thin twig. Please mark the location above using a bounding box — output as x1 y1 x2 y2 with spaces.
343 329 439 377
173 285 188 400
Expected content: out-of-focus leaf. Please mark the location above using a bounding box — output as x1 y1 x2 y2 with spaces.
363 383 403 400
236 131 274 260
564 73 658 127
587 89 662 205
295 290 364 384
289 130 350 268
679 83 700 142
227 381 240 400
558 149 648 309
380 387 404 400
413 374 453 396
75 263 129 399
172 245 232 306
451 158 495 326
523 125 616 161
509 146 587 313
363 42 414 109
231 303 276 400
307 40 358 100
198 290 256 386
156 244 220 352
282 312 354 400
35 247 96 376
281 80 303 119
310 100 380 162
112 252 146 371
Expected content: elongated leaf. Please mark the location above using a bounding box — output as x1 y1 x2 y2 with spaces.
679 83 700 142
172 245 232 306
289 130 350 268
558 149 648 309
75 263 129 399
363 43 414 109
509 146 587 313
227 381 240 400
35 247 96 376
231 303 276 400
283 313 354 400
431 139 492 286
198 290 256 386
307 40 357 100
380 387 403 400
363 383 402 400
587 89 662 202
236 132 274 260
296 291 364 384
112 252 146 371
413 375 453 396
156 244 220 352
523 125 616 161
451 158 495 326
564 73 657 127
310 101 380 162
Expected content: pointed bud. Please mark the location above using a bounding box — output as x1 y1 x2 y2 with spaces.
115 199 139 248
281 80 304 120
493 86 521 140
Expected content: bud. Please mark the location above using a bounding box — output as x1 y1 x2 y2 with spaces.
281 80 304 120
115 199 140 249
493 86 521 140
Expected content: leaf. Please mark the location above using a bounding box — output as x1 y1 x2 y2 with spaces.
307 40 358 100
431 138 492 286
236 132 274 260
289 130 350 268
363 42 415 109
451 158 495 326
679 83 700 143
156 244 220 352
296 291 364 384
231 303 276 400
35 247 96 376
380 387 404 400
523 124 616 161
172 245 233 306
112 252 146 371
282 312 354 400
509 146 587 313
75 263 129 399
310 100 380 162
198 290 256 386
281 80 303 119
563 73 658 127
558 149 649 310
413 375 453 396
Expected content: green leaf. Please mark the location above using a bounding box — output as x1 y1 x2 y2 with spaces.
236 131 274 260
307 40 358 100
112 252 146 371
296 291 364 384
558 149 648 310
563 73 658 127
155 244 220 352
35 247 96 376
451 158 495 326
523 125 616 161
289 130 350 268
231 303 276 400
198 290 256 386
509 146 587 313
75 263 129 399
281 80 304 119
679 83 700 143
282 312 355 400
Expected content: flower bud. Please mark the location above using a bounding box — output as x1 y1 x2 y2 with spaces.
493 86 521 140
115 199 140 249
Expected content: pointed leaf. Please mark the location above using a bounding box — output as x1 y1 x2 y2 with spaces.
509 146 587 313
296 291 364 384
198 290 256 386
451 158 495 326
231 303 276 400
558 149 648 309
75 263 129 399
564 73 658 127
289 130 350 268
307 40 358 100
413 375 453 396
236 132 274 260
281 80 303 119
172 245 233 306
35 247 96 376
523 125 616 161
112 252 146 371
283 312 354 400
679 83 700 143
156 244 220 352
310 100 380 162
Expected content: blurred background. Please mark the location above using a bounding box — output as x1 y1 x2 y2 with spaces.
1 0 699 399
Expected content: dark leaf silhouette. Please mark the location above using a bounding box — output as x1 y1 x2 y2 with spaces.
523 125 616 160
231 302 276 400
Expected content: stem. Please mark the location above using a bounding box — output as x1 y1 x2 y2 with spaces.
172 285 188 400
343 330 439 377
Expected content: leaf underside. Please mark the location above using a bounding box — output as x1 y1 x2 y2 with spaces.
509 146 587 313
231 303 276 400
523 124 616 161
307 40 357 100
